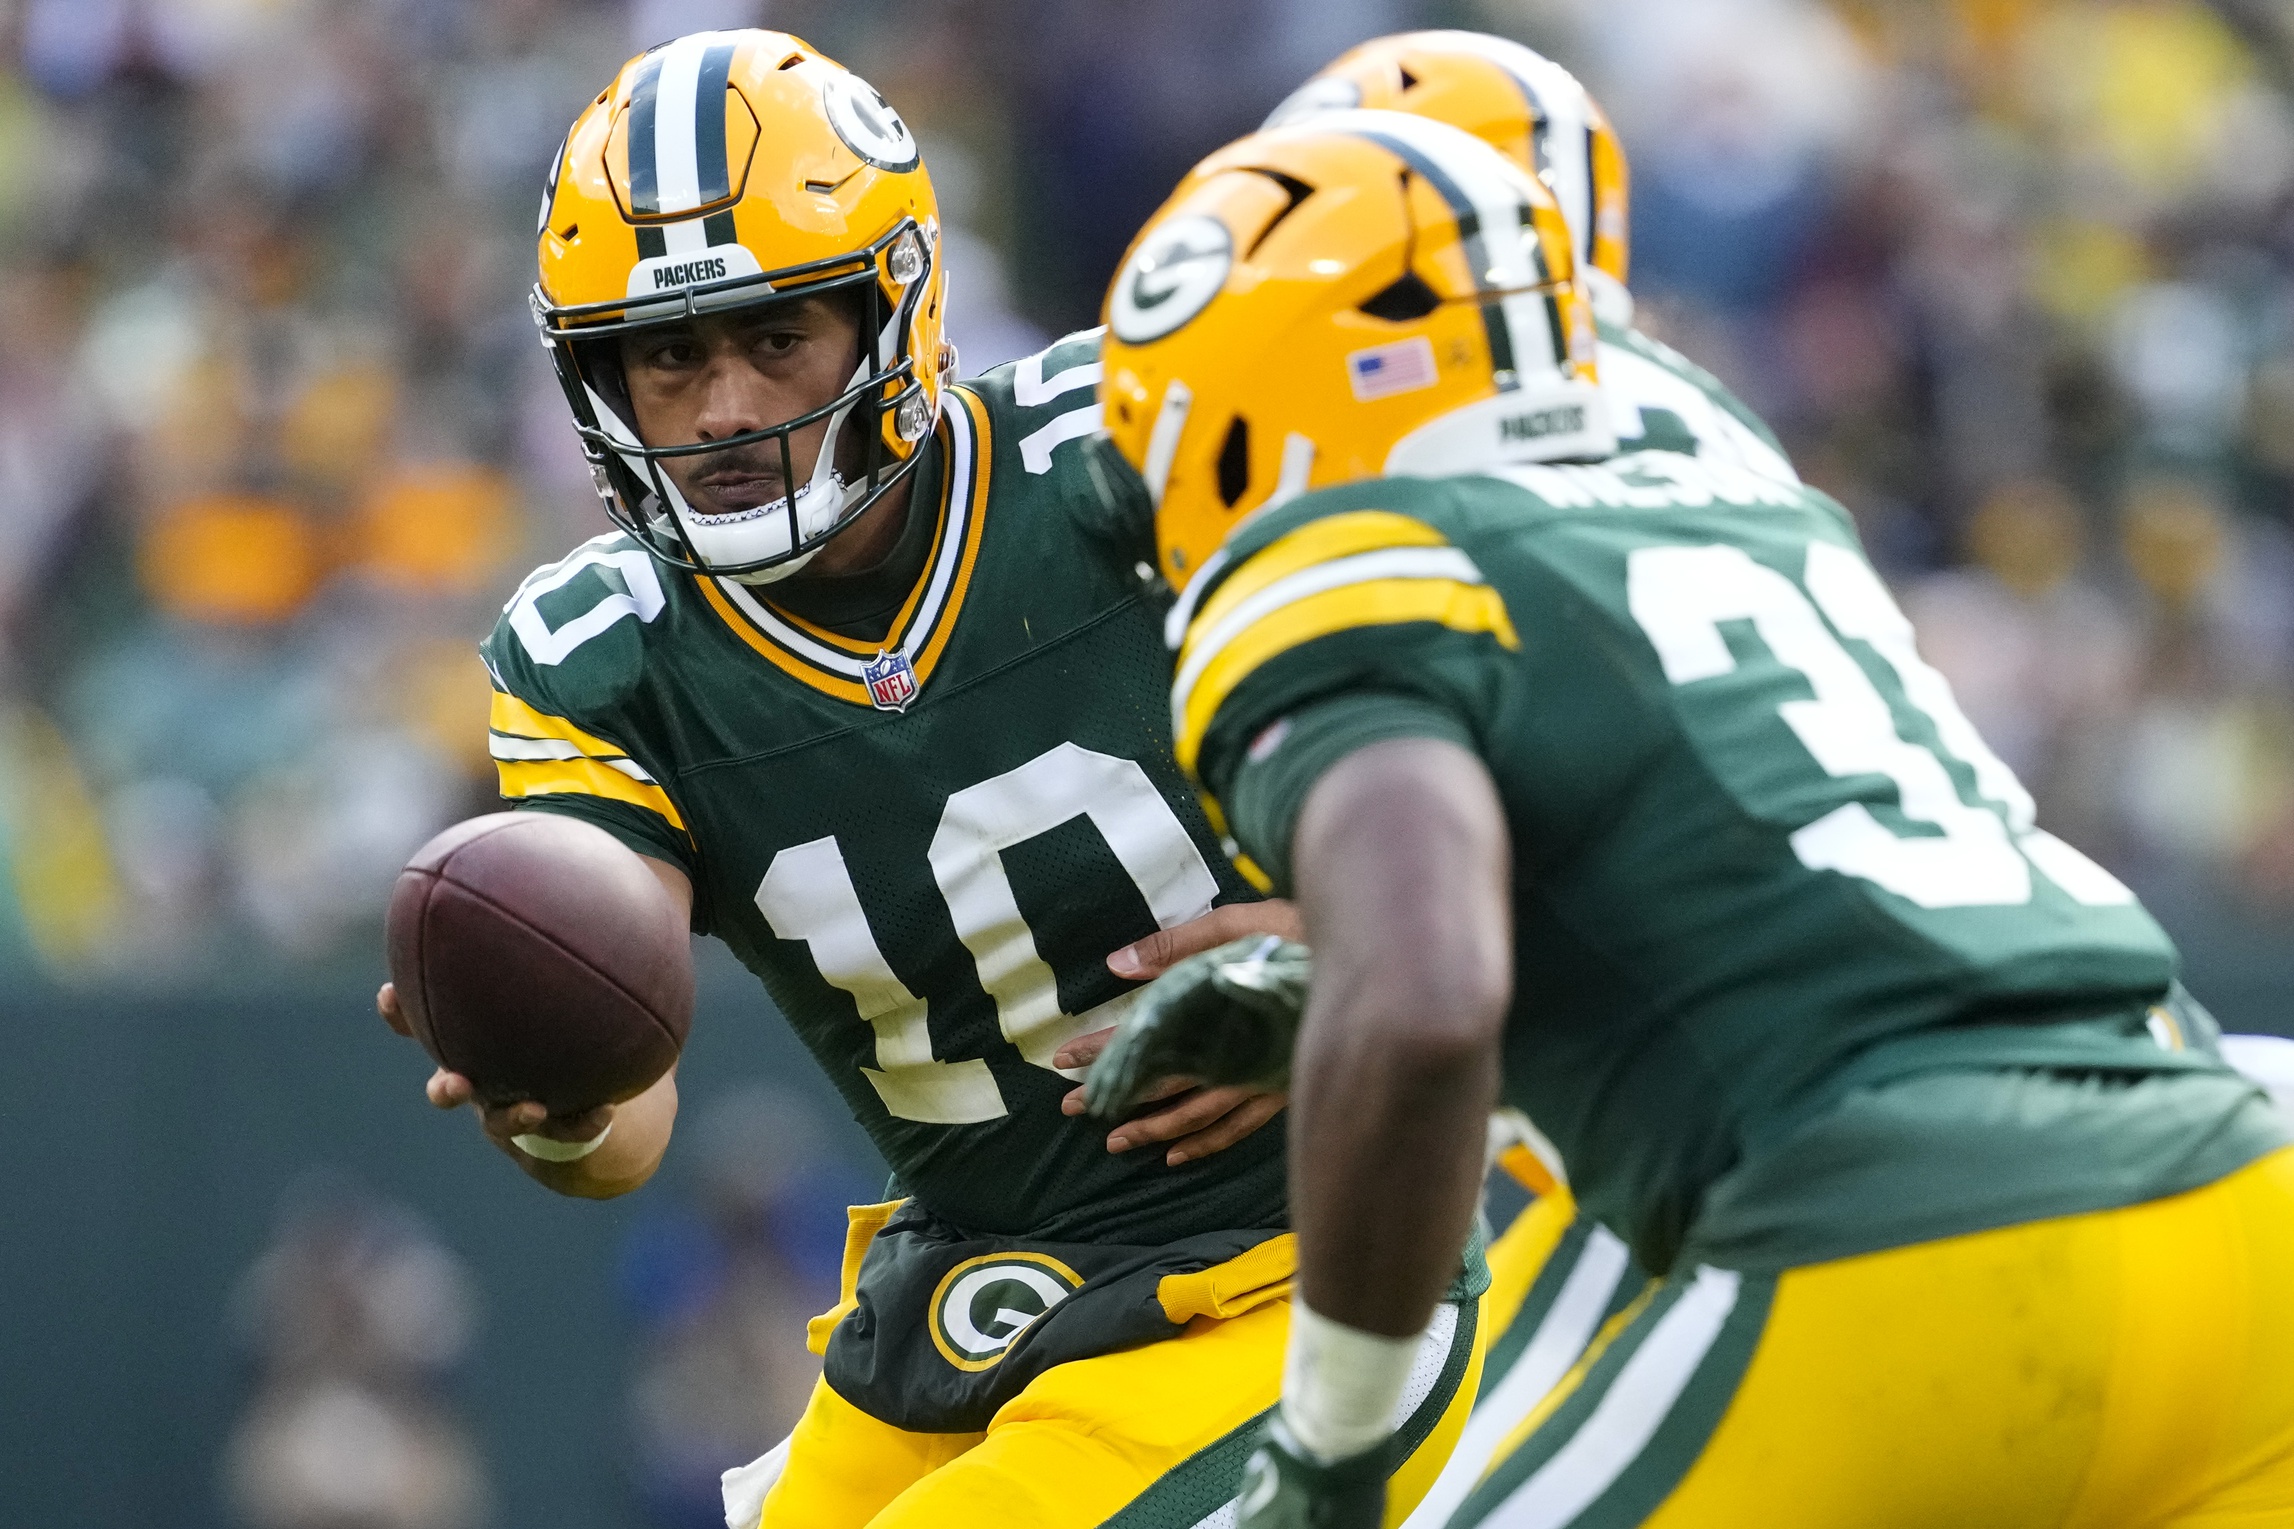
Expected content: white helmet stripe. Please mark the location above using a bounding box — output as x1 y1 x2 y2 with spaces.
1323 110 1541 289
628 33 743 220
652 44 704 213
647 32 744 217
1415 32 1599 266
1318 110 1554 381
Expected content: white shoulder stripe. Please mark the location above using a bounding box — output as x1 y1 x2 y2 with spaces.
487 733 658 783
1485 1266 1741 1529
1169 545 1485 735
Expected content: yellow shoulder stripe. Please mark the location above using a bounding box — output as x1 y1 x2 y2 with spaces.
1176 577 1516 774
1185 511 1450 658
489 689 635 761
496 756 688 832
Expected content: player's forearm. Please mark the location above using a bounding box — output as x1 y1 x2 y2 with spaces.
1289 738 1512 1338
516 1066 680 1199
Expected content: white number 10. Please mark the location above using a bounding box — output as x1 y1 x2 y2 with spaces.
753 743 1222 1125
1627 540 2133 910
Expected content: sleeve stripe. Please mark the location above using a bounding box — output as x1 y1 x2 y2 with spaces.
1177 545 1488 697
486 732 658 782
1173 577 1518 775
488 689 638 763
1187 510 1451 644
1174 546 1500 738
496 757 688 832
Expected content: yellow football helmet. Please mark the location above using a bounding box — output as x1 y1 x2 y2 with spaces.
533 29 953 580
1100 111 1610 595
1266 31 1630 314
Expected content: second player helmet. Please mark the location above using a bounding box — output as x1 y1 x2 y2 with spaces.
534 30 952 581
1100 111 1612 595
1267 32 1630 313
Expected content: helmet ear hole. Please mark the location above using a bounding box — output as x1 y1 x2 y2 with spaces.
1360 273 1441 322
1397 65 1420 91
1216 415 1251 508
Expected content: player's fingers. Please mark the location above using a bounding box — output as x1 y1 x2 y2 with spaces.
478 1100 550 1139
1051 1025 1116 1070
1164 1093 1287 1166
426 1069 473 1110
378 983 413 1037
1106 900 1302 979
1105 1083 1242 1153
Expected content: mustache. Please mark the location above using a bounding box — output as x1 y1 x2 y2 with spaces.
687 440 790 483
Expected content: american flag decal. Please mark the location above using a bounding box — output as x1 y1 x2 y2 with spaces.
1346 336 1440 402
863 649 920 712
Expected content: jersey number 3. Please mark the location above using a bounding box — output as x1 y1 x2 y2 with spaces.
752 743 1222 1125
1628 540 2133 910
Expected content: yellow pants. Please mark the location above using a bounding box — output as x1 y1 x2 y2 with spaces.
1458 1147 2294 1528
763 1285 1487 1528
761 1228 1495 1529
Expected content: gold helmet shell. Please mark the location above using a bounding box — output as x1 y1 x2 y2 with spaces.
1267 31 1630 305
1100 111 1611 595
533 30 953 579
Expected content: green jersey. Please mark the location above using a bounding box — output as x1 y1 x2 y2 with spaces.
1174 453 2284 1273
480 330 1283 1245
1598 320 1796 485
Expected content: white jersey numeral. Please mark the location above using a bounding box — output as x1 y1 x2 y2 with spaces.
1626 540 2132 909
757 743 1222 1124
755 837 1007 1125
930 742 1222 1068
506 539 667 666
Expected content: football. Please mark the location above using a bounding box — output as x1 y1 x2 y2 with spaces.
386 812 693 1115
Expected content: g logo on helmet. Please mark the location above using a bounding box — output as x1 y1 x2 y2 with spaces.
927 1253 1084 1372
822 71 920 172
1110 215 1233 345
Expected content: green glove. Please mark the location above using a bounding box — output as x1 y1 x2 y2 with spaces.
1236 1414 1387 1529
1082 935 1313 1119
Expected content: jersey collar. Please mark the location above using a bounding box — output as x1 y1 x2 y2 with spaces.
696 387 992 708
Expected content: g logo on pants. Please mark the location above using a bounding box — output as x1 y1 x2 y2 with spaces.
928 1254 1085 1371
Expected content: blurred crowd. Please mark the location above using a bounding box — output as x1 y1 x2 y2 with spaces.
0 0 2289 980
227 1174 488 1529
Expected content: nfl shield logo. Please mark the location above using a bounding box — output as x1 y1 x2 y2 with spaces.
863 649 920 712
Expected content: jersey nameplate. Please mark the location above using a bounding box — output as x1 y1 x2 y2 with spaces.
1500 452 1801 513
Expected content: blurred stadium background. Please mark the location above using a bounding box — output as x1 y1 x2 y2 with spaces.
6 0 2294 1524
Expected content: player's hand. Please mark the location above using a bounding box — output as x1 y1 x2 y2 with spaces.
377 982 617 1172
1235 1414 1386 1529
1054 902 1303 1164
1081 936 1312 1122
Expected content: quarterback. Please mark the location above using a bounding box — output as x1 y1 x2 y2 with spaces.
378 30 1502 1529
1094 112 2294 1527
